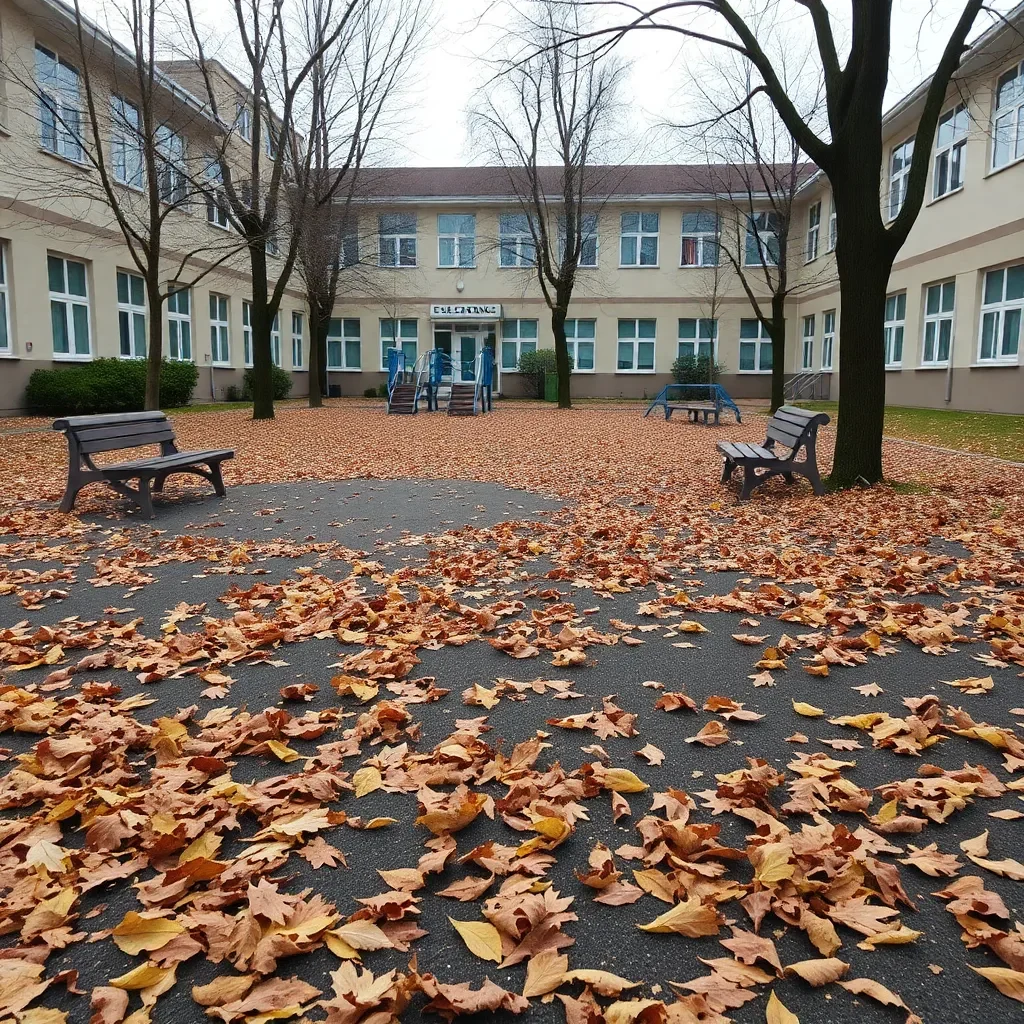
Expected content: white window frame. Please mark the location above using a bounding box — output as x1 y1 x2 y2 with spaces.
328 317 361 371
738 318 772 374
236 104 252 142
676 318 717 360
805 202 820 263
744 212 780 267
291 311 304 369
242 300 253 367
680 211 719 267
933 103 968 199
205 156 230 229
616 318 656 373
378 213 417 267
499 213 536 268
48 254 91 360
564 318 595 372
270 312 281 367
884 292 906 368
921 280 955 367
801 314 815 369
0 242 12 355
437 214 476 268
156 126 187 206
379 318 417 369
111 95 143 189
117 269 146 359
559 213 599 268
978 264 1023 364
167 286 192 362
888 136 915 220
821 310 836 370
209 293 230 366
992 60 1024 171
500 319 538 371
265 121 277 159
619 211 659 267
827 198 837 252
36 44 83 163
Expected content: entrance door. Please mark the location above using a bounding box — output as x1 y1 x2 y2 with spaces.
458 334 477 381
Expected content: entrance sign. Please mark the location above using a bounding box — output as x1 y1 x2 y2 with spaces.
430 303 501 320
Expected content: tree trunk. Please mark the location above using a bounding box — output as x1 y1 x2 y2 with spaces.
551 306 571 409
309 299 331 409
249 244 275 421
769 293 786 413
144 283 164 410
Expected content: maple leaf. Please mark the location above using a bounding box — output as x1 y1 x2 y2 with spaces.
246 879 292 925
898 843 963 878
298 836 347 869
686 721 730 747
853 682 883 696
720 928 783 974
635 743 665 766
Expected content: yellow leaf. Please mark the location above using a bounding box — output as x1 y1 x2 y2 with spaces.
328 921 393 951
970 966 1024 1003
602 769 649 793
792 701 824 717
859 926 922 947
876 799 899 823
449 918 503 963
754 844 795 885
637 896 721 937
266 739 299 763
353 766 383 798
109 963 173 990
562 971 640 997
112 912 185 956
192 975 256 1007
766 990 800 1023
678 620 709 633
362 817 397 829
324 931 361 960
26 840 69 874
178 830 222 865
523 951 568 998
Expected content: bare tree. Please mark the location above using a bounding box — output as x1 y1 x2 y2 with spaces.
553 0 993 485
474 1 626 408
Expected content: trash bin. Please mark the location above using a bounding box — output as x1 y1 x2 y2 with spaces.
543 372 557 402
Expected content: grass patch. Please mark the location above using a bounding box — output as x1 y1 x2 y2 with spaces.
887 480 934 495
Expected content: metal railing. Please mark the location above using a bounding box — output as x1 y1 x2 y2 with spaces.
784 371 832 401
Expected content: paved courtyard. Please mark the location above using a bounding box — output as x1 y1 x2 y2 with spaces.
2 403 1023 1023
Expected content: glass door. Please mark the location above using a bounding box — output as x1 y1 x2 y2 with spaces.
458 333 477 381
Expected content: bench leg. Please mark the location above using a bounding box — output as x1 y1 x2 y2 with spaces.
208 461 226 498
153 472 169 493
739 466 761 500
136 477 155 519
721 458 735 484
804 463 825 496
58 481 80 514
782 472 794 485
664 407 672 420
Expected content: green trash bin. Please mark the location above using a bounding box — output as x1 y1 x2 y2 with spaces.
543 372 557 402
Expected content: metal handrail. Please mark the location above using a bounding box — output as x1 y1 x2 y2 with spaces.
644 382 741 423
386 347 406 402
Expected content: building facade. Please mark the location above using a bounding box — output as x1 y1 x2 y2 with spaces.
0 0 1021 415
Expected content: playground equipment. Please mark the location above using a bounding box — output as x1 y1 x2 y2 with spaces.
644 383 742 424
387 346 494 416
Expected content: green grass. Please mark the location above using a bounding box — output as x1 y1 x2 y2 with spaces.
795 401 1023 462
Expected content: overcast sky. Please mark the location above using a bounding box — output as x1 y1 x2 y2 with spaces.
81 0 1019 166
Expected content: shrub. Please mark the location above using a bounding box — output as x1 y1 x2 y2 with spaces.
224 385 243 403
25 358 199 416
376 382 389 398
518 349 558 399
241 365 293 401
363 387 378 399
671 353 726 388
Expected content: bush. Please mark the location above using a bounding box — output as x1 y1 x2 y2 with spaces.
518 349 558 399
376 382 389 398
363 387 378 399
224 385 243 403
25 358 199 416
241 365 293 401
671 353 726 387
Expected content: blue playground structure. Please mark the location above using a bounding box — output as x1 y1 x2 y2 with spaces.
387 346 494 416
644 383 742 424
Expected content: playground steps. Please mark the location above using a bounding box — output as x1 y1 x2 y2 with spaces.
447 383 477 416
388 383 417 414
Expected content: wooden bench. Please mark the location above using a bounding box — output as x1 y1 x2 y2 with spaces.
717 406 830 500
53 411 234 518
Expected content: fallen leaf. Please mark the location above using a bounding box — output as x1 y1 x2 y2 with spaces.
449 918 503 963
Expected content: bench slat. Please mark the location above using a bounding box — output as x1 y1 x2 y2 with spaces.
54 411 168 431
77 425 177 453
766 423 806 448
109 449 233 472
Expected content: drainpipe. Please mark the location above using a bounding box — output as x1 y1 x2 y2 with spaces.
944 305 956 404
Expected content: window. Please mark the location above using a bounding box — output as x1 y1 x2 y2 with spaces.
620 212 659 266
438 214 476 268
559 214 598 267
209 293 229 365
265 221 279 257
564 319 595 371
236 104 251 142
48 255 90 358
270 312 281 367
378 213 416 267
884 292 906 368
827 199 837 252
993 61 1024 169
801 315 815 369
167 287 191 362
156 126 187 205
265 122 277 160
922 280 955 366
117 270 146 359
0 242 11 354
677 318 717 360
111 96 143 188
934 103 968 198
242 300 253 366
617 318 656 372
499 213 536 267
745 212 780 266
36 45 82 162
680 211 719 267
500 318 538 370
291 311 303 368
739 318 772 373
340 223 359 268
328 318 361 370
979 264 1023 363
380 318 417 368
888 136 914 220
821 310 836 370
805 202 820 263
205 157 229 229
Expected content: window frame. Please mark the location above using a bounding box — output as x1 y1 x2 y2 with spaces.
270 311 281 367
35 44 83 163
827 198 837 252
676 317 718 361
921 280 956 367
291 310 304 369
116 269 146 360
500 318 539 371
680 211 720 268
564 318 595 372
236 103 252 142
167 286 192 362
933 102 968 199
977 263 1023 365
328 317 362 371
242 300 253 367
209 292 230 366
805 202 820 263
884 292 907 369
155 125 187 206
888 135 915 221
559 213 599 268
744 212 780 267
821 310 836 370
992 60 1024 171
111 95 144 189
378 213 417 267
616 318 656 373
619 211 659 267
205 156 230 229
0 241 12 355
437 213 476 268
48 253 91 360
379 317 418 369
738 318 773 374
801 314 815 370
498 213 537 268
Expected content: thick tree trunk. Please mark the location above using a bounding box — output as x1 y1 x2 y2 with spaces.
309 299 331 409
769 293 786 413
249 244 275 421
551 305 571 409
144 283 164 410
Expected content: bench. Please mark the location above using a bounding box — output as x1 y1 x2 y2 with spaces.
717 406 830 500
644 383 741 424
53 411 234 518
667 401 720 425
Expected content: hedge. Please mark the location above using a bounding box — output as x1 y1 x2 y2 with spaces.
25 359 199 416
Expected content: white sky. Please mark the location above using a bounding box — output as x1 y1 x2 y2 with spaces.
80 0 1019 166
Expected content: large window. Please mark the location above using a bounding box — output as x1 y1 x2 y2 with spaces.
617 318 655 372
979 264 1023 363
291 311 304 368
378 213 417 267
500 318 538 370
340 222 359 268
744 212 780 266
438 214 476 268
739 318 772 373
922 280 955 366
934 103 968 198
821 310 836 370
805 202 821 263
209 293 229 365
888 136 915 220
801 315 815 369
48 255 90 358
36 44 82 162
0 242 11 355
117 270 146 359
993 61 1024 169
167 287 191 362
242 301 253 366
380 318 417 369
328 318 361 370
680 212 719 267
205 157 229 229
236 104 252 142
270 312 281 367
620 212 659 266
827 198 837 252
677 318 716 360
111 96 143 188
564 318 595 371
560 214 598 267
156 126 187 205
884 292 906 368
499 214 536 267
